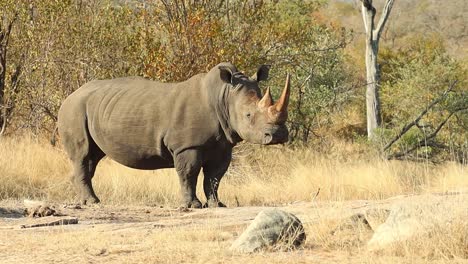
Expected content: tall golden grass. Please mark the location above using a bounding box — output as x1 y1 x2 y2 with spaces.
1 135 468 263
0 135 466 205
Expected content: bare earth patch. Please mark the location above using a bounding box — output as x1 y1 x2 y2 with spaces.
1 192 466 263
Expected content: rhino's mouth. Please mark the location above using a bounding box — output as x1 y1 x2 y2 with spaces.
262 125 289 145
263 133 273 145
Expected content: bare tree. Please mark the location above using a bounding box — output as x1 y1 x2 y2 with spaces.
360 0 395 139
0 12 18 136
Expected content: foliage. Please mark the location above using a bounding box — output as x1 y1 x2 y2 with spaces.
0 0 466 163
139 0 352 142
379 35 467 162
0 0 350 143
1 0 142 134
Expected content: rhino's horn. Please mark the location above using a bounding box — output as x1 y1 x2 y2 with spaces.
275 73 290 113
258 87 273 108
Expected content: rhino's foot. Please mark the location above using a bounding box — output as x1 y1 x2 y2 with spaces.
182 199 203 209
80 195 100 205
204 200 226 208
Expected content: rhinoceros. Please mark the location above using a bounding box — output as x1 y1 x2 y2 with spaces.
58 62 290 208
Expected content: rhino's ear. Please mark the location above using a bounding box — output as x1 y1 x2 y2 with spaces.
219 66 234 84
252 64 271 82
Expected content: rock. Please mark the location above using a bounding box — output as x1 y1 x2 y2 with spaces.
25 206 57 217
230 209 306 253
24 199 59 217
367 194 468 250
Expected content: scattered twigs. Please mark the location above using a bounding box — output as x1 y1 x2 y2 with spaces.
311 188 320 201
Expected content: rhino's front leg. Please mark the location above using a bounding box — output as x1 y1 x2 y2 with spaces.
202 150 231 208
174 149 203 208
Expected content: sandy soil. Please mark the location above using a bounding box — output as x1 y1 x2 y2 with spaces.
0 193 466 264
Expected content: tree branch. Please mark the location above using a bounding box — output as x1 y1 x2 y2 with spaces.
383 81 458 152
374 0 395 41
424 112 454 141
360 0 376 35
36 103 58 123
387 141 449 160
0 12 18 47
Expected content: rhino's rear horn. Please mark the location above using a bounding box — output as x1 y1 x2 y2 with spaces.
258 87 273 108
274 73 291 113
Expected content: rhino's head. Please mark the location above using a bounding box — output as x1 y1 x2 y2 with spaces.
219 64 290 145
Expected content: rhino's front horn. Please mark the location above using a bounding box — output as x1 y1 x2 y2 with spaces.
258 87 273 108
275 73 291 113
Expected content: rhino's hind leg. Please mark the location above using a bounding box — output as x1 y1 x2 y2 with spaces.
175 149 203 209
70 149 104 205
202 150 231 208
60 118 104 205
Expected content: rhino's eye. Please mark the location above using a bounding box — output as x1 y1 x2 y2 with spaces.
246 113 251 119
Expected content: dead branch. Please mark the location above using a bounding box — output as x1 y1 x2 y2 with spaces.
387 140 450 161
375 0 395 41
383 81 458 152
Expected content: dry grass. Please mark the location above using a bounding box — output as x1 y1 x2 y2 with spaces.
385 219 468 261
307 213 468 262
1 135 468 263
0 223 351 264
0 135 466 206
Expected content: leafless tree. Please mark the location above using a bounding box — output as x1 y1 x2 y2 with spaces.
0 12 19 136
359 0 395 139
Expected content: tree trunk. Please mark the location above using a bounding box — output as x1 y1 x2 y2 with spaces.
365 38 381 137
0 33 8 136
0 12 19 136
360 0 394 139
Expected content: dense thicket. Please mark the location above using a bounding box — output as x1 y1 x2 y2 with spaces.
0 0 466 162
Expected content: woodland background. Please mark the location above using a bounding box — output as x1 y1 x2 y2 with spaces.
0 0 466 162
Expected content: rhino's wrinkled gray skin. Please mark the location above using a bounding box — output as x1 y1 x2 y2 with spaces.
58 62 291 207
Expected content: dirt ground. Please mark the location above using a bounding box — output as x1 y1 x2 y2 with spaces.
0 193 466 264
